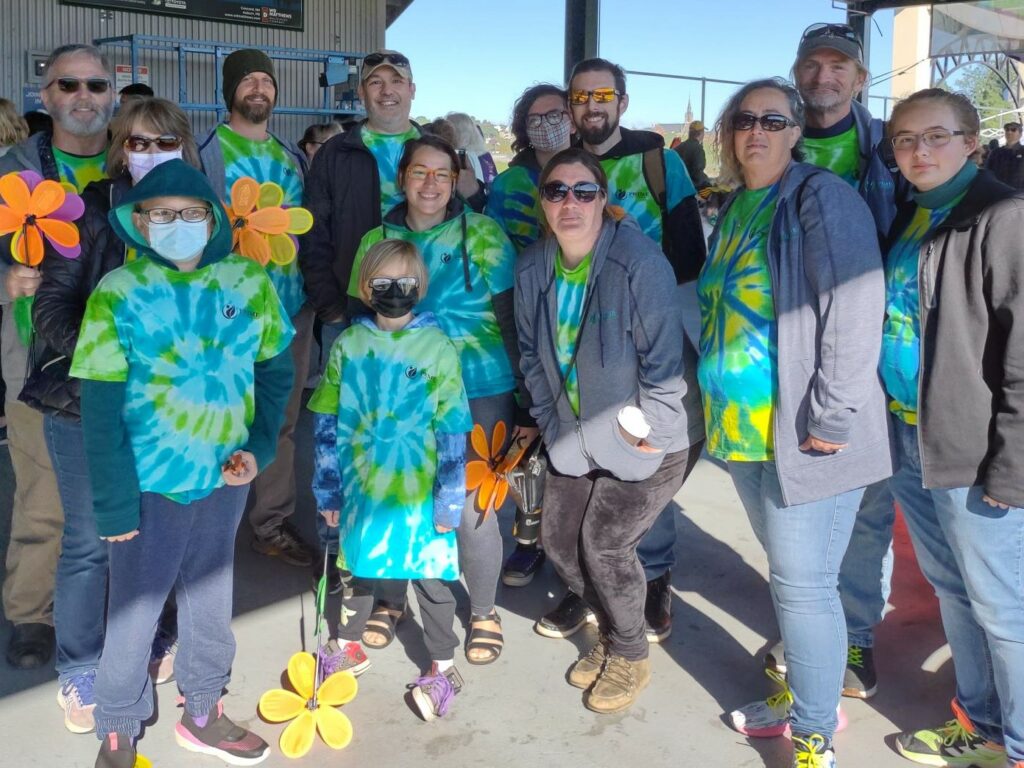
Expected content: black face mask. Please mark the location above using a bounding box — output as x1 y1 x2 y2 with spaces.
369 283 419 318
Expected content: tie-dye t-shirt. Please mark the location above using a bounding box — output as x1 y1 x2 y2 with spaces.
349 212 517 399
697 184 780 461
307 316 472 579
880 194 964 424
485 163 542 252
803 126 861 187
555 250 591 416
69 254 294 501
361 125 419 216
53 147 106 192
216 124 306 317
601 149 696 245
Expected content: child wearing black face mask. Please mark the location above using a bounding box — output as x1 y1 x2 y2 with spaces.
307 239 474 721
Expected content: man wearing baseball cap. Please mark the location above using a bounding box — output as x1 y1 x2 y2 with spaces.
197 48 315 570
674 119 710 190
986 120 1024 189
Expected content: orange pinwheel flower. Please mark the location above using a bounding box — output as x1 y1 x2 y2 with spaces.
0 170 83 267
225 177 313 267
466 421 509 517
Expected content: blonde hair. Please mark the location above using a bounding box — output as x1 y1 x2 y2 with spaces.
106 97 201 177
0 99 29 146
889 88 980 139
357 238 429 304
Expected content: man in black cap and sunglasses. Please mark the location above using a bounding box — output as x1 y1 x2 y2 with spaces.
985 120 1024 189
0 43 115 672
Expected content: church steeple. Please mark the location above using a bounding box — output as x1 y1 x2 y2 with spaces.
685 96 693 125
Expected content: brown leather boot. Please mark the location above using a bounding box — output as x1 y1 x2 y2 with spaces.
584 654 651 714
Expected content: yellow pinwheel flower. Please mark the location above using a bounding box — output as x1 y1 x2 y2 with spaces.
226 177 313 267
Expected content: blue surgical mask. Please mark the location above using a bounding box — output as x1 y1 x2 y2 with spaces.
146 219 209 263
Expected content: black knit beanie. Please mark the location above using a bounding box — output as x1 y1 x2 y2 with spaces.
222 49 277 109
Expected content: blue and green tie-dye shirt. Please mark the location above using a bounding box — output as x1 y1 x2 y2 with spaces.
53 147 106 193
361 124 420 216
485 162 543 252
70 254 295 501
349 212 518 400
555 250 592 416
697 183 780 461
803 125 861 188
216 124 306 318
601 148 696 245
307 314 472 580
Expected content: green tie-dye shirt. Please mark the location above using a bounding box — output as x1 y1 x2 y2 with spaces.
879 194 963 424
53 147 106 192
216 124 306 317
485 163 542 252
697 184 780 461
555 250 592 417
349 212 517 399
803 125 860 187
601 148 696 244
361 125 420 216
70 254 294 501
307 316 472 580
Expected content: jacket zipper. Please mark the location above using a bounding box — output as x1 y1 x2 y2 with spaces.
915 239 937 472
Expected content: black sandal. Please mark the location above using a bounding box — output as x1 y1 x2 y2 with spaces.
362 602 404 649
465 611 503 665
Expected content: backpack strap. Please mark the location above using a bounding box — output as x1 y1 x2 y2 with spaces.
642 147 667 211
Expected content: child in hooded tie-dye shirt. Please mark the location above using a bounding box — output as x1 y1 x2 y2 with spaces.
310 239 473 721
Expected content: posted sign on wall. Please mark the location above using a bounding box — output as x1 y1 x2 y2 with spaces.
62 0 304 31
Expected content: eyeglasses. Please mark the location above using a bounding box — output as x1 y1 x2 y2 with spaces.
124 135 183 152
46 77 111 94
569 88 621 105
363 52 410 69
732 112 799 132
136 206 212 224
406 165 455 183
368 276 419 295
526 109 568 129
800 23 863 51
891 129 966 151
540 181 603 203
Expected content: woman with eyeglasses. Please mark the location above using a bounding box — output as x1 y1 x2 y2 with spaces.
333 133 527 669
25 97 201 733
877 89 1024 768
515 147 704 714
703 79 890 768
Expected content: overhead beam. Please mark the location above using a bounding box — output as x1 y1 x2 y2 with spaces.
565 0 600 85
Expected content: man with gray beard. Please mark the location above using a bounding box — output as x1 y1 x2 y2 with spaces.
0 43 114 669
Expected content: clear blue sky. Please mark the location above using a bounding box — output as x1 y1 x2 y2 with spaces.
388 0 895 129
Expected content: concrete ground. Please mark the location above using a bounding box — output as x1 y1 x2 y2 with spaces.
0 405 956 768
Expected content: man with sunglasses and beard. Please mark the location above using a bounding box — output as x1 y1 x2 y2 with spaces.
533 57 706 650
197 49 316 571
0 43 115 670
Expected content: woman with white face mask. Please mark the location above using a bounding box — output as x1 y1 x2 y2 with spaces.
22 97 200 735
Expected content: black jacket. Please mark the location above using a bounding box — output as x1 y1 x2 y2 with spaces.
675 137 710 189
985 143 1024 190
886 169 1024 506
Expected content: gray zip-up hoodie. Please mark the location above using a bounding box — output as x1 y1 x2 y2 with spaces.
711 161 893 506
515 215 704 482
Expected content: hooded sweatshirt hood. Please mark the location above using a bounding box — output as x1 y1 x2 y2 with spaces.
592 126 664 160
107 158 233 269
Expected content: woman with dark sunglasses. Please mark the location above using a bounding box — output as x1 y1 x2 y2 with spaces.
23 97 201 734
515 146 704 715
703 78 891 768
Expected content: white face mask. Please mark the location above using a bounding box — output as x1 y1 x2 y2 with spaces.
146 219 209 263
127 149 183 185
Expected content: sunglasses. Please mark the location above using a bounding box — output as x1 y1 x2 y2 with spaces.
540 181 603 203
124 134 183 152
800 22 863 51
526 109 569 129
406 165 455 183
47 77 111 94
569 88 621 105
732 112 799 132
369 276 419 295
363 52 410 69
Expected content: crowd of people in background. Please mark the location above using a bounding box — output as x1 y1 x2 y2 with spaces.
0 21 1021 768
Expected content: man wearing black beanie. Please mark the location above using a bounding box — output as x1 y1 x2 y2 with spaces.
197 48 315 569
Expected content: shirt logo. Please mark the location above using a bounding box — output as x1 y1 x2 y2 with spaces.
406 366 418 379
440 252 452 264
223 305 238 319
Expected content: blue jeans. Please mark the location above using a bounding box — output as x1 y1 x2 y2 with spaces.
889 418 1024 761
45 414 109 683
728 460 861 739
637 504 676 580
838 478 895 647
94 485 247 739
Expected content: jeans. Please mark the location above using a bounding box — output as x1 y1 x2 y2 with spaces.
94 485 247 739
543 445 701 660
889 418 1024 761
728 460 861 740
637 504 676 581
45 415 109 682
838 478 895 648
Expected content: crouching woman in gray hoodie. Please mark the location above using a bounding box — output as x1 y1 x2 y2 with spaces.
515 147 705 715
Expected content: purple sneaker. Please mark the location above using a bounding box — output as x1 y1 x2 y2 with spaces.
317 639 371 683
174 701 269 765
410 663 464 722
